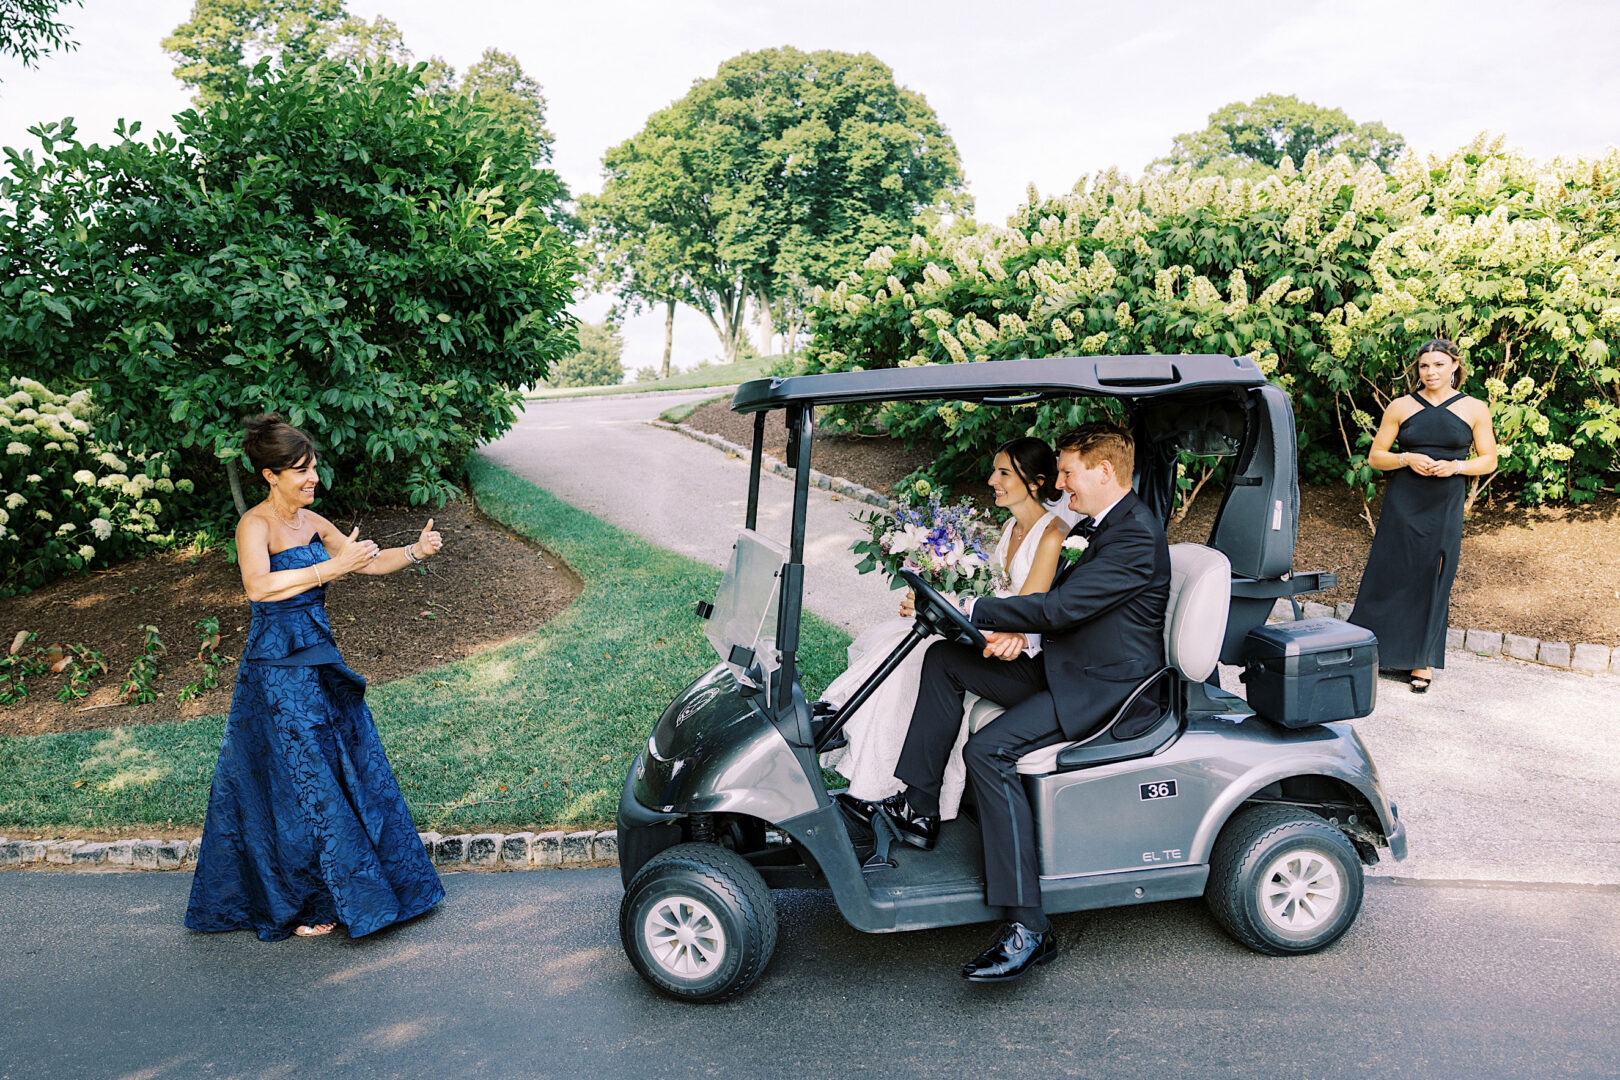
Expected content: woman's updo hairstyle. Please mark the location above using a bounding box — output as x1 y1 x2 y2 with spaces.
1412 337 1466 390
243 413 317 484
995 436 1060 504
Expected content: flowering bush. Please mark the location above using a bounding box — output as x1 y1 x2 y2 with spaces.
850 495 1009 598
804 136 1620 508
0 377 190 595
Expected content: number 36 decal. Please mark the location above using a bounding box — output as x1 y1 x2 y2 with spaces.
1139 780 1178 800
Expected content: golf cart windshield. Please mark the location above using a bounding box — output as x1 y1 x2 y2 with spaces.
706 529 787 684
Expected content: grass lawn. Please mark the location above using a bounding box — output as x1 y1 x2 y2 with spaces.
523 353 779 399
0 459 851 833
658 394 723 425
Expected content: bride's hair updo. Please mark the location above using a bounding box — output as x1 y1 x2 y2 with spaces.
996 437 1060 503
243 413 318 483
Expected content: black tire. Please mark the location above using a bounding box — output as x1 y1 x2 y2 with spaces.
620 842 778 1003
1205 803 1364 956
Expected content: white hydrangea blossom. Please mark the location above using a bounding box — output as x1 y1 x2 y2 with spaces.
56 522 75 537
78 544 95 560
91 518 113 540
72 470 95 485
5 493 25 509
6 442 30 456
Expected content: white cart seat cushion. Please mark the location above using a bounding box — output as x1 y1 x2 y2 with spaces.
966 543 1231 773
1164 543 1230 683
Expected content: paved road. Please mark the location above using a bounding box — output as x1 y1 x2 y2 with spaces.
483 390 902 633
484 393 1620 887
2 869 1616 1080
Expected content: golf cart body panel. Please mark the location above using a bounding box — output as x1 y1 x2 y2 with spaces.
635 664 822 824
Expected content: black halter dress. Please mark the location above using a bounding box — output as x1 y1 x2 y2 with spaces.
1349 392 1474 671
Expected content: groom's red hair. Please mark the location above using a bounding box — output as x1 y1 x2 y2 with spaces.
1057 422 1134 480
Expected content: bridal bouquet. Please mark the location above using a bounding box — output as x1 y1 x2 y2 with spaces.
851 497 1008 598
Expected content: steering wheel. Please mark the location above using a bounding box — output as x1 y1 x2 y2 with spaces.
899 569 988 650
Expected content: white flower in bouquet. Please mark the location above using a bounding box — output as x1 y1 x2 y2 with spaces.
1059 535 1090 564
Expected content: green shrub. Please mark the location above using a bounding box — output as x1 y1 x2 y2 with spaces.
804 137 1620 507
0 58 578 511
1 377 190 595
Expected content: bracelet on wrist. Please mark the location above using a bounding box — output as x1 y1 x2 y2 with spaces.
404 543 420 564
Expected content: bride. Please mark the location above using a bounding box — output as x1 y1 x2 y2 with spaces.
821 437 1072 820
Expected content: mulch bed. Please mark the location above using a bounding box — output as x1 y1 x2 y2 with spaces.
0 497 581 737
680 399 1620 646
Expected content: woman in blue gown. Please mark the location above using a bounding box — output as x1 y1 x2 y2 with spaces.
186 415 445 940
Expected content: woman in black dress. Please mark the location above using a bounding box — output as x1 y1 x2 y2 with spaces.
1350 339 1498 692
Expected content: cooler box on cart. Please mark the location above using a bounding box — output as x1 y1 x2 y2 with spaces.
1240 618 1378 728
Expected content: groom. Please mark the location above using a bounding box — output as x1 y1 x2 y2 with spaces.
884 421 1170 981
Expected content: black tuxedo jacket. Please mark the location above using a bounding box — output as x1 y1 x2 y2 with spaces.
970 490 1170 740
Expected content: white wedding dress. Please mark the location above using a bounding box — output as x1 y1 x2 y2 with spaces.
819 510 1063 820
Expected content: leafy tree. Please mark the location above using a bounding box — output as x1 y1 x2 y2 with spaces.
462 48 554 164
806 137 1620 513
0 0 80 82
162 0 409 103
588 47 968 365
1155 94 1405 178
548 322 624 388
0 60 578 511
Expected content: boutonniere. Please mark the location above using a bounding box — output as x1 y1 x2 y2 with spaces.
1059 536 1090 565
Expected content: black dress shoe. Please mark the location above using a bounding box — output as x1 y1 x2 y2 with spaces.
834 792 882 825
961 921 1057 982
877 793 939 851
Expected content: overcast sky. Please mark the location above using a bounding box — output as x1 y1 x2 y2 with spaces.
4 0 1618 372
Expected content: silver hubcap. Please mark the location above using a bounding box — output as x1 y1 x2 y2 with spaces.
1258 848 1342 934
642 895 727 980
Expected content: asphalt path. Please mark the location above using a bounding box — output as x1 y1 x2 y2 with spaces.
2 868 1616 1080
482 390 903 633
483 393 1620 887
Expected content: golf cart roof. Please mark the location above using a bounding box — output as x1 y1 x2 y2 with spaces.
732 354 1267 413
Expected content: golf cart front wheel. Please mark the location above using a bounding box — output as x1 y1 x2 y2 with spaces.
620 842 777 1003
1206 804 1364 956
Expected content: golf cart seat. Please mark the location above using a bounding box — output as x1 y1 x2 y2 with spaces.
967 542 1232 774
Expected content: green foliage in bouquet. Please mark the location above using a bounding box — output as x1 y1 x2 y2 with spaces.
804 136 1620 510
0 377 191 595
0 58 578 512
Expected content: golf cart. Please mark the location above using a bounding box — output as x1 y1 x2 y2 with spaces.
617 354 1405 1002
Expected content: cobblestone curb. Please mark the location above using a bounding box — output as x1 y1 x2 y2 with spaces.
0 830 622 871
654 416 1615 676
1266 599 1614 676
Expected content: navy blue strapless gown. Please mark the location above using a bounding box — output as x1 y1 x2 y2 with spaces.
185 537 444 941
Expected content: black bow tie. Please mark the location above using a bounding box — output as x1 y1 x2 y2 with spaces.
1070 518 1099 540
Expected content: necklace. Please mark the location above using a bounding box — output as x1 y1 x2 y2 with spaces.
267 500 302 529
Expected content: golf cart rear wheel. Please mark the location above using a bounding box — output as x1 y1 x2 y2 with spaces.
620 842 777 1003
1206 804 1364 956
